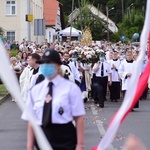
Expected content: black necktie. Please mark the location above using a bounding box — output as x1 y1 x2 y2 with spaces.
30 67 39 75
33 68 39 74
42 82 53 127
63 61 72 71
101 63 104 77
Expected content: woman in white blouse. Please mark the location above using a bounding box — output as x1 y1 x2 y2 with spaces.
10 56 22 80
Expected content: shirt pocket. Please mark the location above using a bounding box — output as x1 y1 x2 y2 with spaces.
33 100 44 122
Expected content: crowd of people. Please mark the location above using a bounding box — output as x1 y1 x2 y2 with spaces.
7 39 149 107
4 38 149 149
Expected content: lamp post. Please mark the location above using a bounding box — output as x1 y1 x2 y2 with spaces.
127 3 134 19
106 7 114 41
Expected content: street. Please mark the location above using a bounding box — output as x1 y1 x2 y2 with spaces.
0 95 150 150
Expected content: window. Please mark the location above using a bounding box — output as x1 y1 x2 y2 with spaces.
6 1 16 15
6 31 15 42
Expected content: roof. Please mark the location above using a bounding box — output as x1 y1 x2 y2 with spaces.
68 5 118 33
89 5 118 33
43 0 59 26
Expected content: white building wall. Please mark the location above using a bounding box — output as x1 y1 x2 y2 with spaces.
0 0 44 44
55 7 61 31
19 0 28 42
31 0 44 44
46 27 56 43
45 6 62 43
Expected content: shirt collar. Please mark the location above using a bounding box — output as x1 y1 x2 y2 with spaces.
126 60 134 63
45 75 62 86
113 59 118 61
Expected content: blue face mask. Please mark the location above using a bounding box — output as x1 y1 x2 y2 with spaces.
40 64 56 78
72 58 77 62
99 57 105 62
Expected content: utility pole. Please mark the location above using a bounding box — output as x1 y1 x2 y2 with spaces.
106 6 109 41
127 3 134 20
27 0 31 41
106 7 114 41
78 0 83 31
121 0 124 20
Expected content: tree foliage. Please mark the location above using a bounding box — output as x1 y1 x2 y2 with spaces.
111 8 144 42
0 27 4 37
58 0 146 41
72 0 104 40
58 0 146 23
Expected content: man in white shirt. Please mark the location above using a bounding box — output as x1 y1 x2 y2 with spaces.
118 50 139 109
118 50 134 97
109 50 121 102
19 53 41 102
93 50 112 108
63 52 81 86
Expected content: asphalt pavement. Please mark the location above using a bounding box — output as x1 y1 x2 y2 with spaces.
0 95 150 150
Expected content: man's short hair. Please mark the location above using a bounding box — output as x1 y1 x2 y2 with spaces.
30 53 41 61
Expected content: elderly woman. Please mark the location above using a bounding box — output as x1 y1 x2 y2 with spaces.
10 56 22 80
10 57 22 102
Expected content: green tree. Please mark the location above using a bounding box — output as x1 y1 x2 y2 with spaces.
0 27 4 37
58 0 146 41
58 0 79 16
110 8 144 42
73 0 104 40
0 27 5 43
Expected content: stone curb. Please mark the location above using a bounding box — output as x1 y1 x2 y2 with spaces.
0 93 10 104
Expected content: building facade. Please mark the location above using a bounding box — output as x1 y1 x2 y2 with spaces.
44 0 65 43
0 0 43 43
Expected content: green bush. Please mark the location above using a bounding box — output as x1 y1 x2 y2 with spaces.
10 49 18 57
0 84 8 97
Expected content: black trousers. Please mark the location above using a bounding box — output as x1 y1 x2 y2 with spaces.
122 90 139 108
35 122 77 150
91 75 97 99
140 85 148 99
95 76 108 106
109 82 120 100
75 79 80 87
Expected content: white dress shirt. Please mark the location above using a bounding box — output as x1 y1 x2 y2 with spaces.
93 62 112 77
68 62 81 83
22 75 85 125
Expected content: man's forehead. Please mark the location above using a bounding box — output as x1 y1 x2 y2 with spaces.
28 56 32 59
126 53 132 55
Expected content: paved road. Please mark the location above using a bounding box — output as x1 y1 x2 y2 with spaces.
0 97 27 150
84 96 150 150
0 96 150 150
